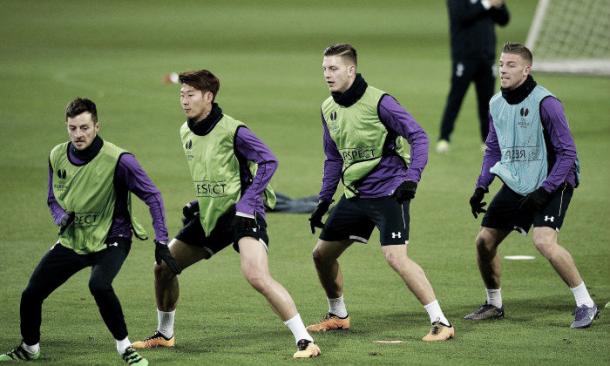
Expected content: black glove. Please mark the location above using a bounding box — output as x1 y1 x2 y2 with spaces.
309 200 332 234
520 187 551 213
394 180 418 203
154 240 181 274
182 200 199 224
58 211 75 235
469 187 488 219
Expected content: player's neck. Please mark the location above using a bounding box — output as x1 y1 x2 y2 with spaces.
187 103 224 136
501 75 536 105
69 135 103 164
331 73 367 107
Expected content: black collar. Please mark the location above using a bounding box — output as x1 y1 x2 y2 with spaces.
331 74 368 107
187 103 224 136
501 75 537 105
69 135 103 163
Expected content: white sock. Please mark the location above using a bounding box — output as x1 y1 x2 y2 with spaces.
486 288 503 308
116 337 131 355
423 300 450 326
21 342 39 354
570 282 595 307
283 314 313 344
157 309 175 338
327 295 348 318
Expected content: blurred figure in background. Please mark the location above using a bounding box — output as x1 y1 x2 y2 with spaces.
436 0 510 153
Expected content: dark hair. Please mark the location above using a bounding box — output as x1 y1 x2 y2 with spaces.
502 42 533 64
179 69 220 100
65 97 98 122
323 43 357 66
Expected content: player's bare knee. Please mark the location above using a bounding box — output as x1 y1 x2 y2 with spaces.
154 261 175 281
244 270 269 293
476 234 496 254
21 286 43 303
88 277 111 296
383 249 406 271
533 237 556 258
312 247 328 267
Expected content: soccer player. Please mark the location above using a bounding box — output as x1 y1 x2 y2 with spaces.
307 44 454 341
436 0 510 153
465 43 599 328
0 98 179 365
132 69 321 358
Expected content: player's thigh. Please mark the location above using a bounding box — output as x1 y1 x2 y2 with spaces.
477 226 510 250
366 197 409 245
381 243 408 263
482 184 534 234
90 238 131 285
320 196 374 245
533 183 573 231
25 243 88 297
448 59 477 91
168 238 210 270
312 239 353 262
238 237 270 277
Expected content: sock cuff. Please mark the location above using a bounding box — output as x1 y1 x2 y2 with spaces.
423 300 439 308
283 313 302 326
157 309 176 315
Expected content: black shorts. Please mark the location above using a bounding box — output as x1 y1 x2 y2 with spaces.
320 196 410 245
482 183 573 233
175 208 269 256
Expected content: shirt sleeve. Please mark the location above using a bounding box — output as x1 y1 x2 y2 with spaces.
378 95 429 182
319 113 343 202
539 97 578 193
116 154 169 242
490 4 510 25
234 127 278 216
476 113 501 189
450 0 488 25
47 160 67 225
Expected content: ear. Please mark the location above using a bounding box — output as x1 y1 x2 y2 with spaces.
523 63 532 76
94 122 101 133
347 64 356 76
203 91 215 103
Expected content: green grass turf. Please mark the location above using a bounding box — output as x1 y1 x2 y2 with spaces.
0 1 608 365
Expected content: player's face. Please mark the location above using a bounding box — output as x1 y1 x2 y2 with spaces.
67 112 99 151
180 84 213 121
499 52 531 90
322 55 356 93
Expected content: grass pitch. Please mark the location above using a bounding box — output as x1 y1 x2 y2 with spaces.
0 1 608 365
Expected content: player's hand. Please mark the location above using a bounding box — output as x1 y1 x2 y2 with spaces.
58 211 75 235
394 180 418 203
469 187 488 218
309 200 332 234
520 187 551 213
489 0 504 8
182 200 199 225
154 240 181 275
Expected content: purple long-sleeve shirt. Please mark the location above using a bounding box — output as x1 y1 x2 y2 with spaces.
233 127 278 217
476 96 578 193
47 148 169 242
319 94 429 201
